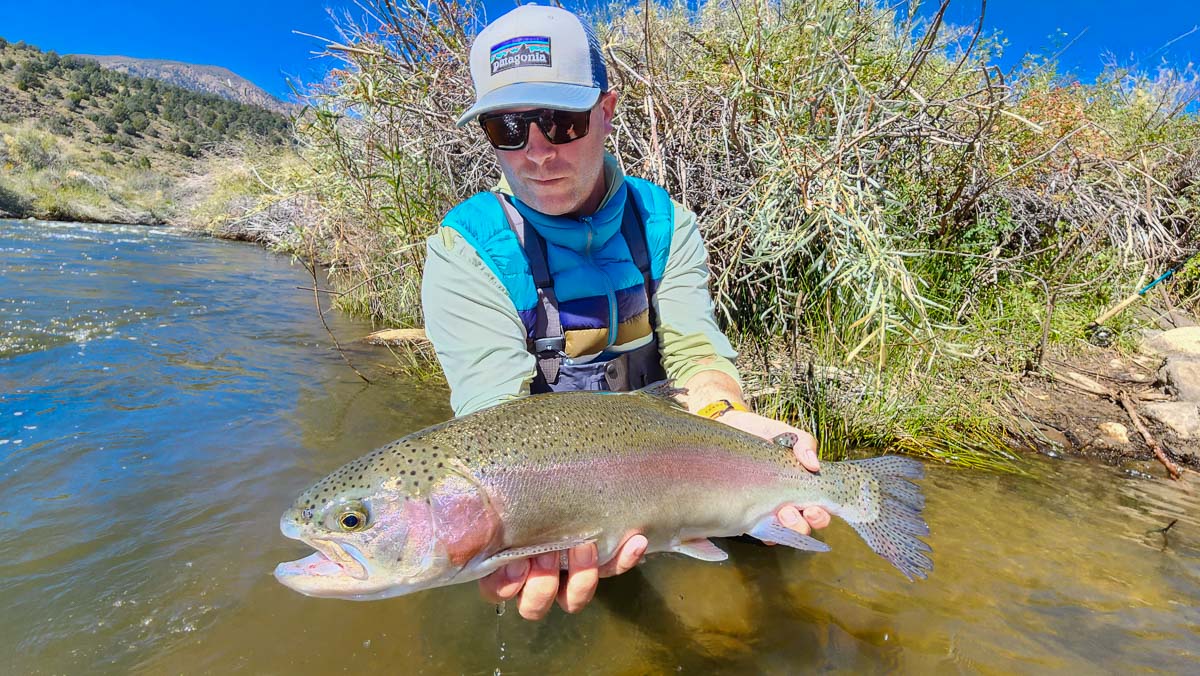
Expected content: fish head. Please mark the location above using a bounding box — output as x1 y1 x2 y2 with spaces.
274 450 501 600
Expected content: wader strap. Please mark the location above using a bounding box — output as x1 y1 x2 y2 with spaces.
620 190 658 329
493 193 563 384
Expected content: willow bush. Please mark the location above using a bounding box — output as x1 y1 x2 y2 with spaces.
271 0 1199 465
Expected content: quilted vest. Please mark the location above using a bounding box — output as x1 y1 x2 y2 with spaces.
441 176 675 388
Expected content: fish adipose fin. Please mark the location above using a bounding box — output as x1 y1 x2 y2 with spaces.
482 534 600 567
672 538 729 561
844 456 933 581
747 517 831 552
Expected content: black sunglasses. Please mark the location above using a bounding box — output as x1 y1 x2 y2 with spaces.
478 107 592 151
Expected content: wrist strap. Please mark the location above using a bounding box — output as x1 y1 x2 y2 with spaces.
697 398 750 420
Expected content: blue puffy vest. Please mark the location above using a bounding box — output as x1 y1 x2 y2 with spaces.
441 176 675 364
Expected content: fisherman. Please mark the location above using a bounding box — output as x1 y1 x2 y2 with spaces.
421 4 831 621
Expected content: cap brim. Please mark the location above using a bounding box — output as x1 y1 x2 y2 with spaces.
456 82 600 127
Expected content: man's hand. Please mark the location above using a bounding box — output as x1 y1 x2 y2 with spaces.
477 533 648 621
717 409 832 535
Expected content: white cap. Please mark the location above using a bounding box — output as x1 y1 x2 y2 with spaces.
456 4 608 127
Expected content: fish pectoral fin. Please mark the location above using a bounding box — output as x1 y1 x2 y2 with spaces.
747 517 831 552
671 538 728 562
483 534 600 568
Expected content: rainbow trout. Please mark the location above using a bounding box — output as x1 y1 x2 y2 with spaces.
275 389 932 599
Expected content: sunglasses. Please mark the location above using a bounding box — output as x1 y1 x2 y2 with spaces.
478 107 592 151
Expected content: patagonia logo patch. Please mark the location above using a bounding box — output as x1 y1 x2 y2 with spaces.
490 36 551 75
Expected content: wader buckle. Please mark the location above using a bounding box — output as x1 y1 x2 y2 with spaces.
533 336 565 354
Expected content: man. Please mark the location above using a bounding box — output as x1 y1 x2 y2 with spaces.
421 4 830 621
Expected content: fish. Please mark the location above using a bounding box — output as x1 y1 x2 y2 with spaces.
274 388 932 600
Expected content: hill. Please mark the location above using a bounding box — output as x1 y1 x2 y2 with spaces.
74 54 292 114
0 36 295 224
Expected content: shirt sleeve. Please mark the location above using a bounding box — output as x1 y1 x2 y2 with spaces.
653 201 742 387
421 227 536 416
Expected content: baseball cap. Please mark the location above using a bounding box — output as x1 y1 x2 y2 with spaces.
456 4 608 127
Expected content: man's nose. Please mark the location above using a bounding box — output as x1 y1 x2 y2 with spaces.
522 122 556 164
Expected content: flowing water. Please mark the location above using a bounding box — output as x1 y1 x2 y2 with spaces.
1 218 1197 674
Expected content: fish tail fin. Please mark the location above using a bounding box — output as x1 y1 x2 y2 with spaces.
842 456 933 581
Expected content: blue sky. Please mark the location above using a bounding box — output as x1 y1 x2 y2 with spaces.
926 1 1199 79
1 1 1197 101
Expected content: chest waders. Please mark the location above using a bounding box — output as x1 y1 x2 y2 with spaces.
494 193 667 393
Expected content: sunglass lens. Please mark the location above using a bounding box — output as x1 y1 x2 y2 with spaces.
542 109 590 145
481 114 527 150
480 108 592 150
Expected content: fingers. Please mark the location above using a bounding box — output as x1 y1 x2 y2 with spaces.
482 534 652 620
478 559 529 603
789 430 820 472
516 552 561 621
777 505 832 536
598 533 648 578
556 543 600 614
777 505 812 535
802 506 832 530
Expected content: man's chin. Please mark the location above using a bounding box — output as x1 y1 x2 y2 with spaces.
512 185 583 217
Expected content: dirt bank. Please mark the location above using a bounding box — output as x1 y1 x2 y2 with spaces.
1011 317 1200 479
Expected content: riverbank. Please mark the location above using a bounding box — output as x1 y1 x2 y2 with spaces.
356 301 1200 478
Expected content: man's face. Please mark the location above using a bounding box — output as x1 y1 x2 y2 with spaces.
492 90 617 218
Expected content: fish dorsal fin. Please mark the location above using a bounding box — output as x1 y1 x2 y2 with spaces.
671 538 728 562
634 379 688 410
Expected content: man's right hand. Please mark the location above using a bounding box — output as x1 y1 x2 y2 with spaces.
478 533 649 621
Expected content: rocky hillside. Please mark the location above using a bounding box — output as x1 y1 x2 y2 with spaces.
0 36 295 224
75 55 292 114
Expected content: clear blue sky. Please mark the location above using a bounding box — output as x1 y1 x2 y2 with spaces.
926 1 1199 80
1 1 1197 101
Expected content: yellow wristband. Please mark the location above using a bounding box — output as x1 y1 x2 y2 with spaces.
697 399 750 420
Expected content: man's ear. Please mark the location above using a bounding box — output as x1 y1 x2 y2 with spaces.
599 89 619 134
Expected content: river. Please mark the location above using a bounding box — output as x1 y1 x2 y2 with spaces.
1 218 1197 674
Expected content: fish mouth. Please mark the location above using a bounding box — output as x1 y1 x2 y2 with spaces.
276 516 370 587
277 540 369 578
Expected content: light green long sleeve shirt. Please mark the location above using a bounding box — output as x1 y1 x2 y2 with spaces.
421 155 740 416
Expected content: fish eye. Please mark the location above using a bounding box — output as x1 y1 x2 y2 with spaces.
337 509 368 532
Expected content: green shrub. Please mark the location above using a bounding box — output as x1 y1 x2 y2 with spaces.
7 127 59 170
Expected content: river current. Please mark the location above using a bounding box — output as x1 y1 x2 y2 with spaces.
1 218 1197 674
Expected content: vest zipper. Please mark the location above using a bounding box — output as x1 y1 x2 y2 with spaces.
580 216 618 348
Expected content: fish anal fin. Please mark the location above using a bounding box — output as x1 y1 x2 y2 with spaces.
747 517 831 552
671 538 728 562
